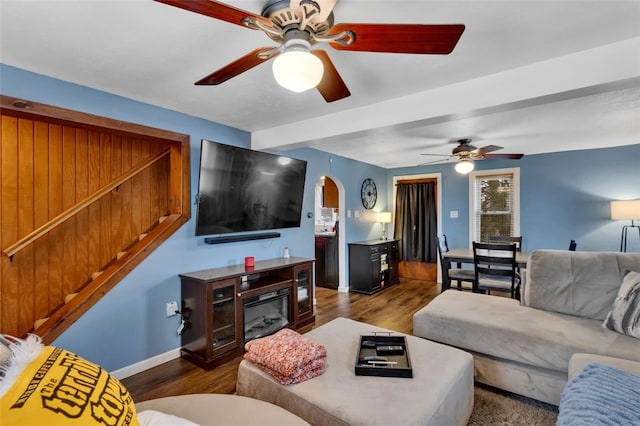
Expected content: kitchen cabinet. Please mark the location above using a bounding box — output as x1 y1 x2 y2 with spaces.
315 235 339 289
348 240 400 294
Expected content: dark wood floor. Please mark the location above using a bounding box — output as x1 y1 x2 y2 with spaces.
121 277 440 402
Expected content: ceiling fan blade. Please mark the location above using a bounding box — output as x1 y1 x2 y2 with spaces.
418 158 452 166
420 153 454 158
289 0 337 23
312 50 350 102
154 0 272 29
476 145 503 155
328 23 465 54
314 0 337 22
195 47 279 85
481 153 525 160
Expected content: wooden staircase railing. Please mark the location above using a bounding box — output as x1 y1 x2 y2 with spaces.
0 96 190 344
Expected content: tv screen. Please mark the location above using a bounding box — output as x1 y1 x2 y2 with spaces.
195 140 307 236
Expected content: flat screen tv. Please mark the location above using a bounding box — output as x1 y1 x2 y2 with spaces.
195 140 307 236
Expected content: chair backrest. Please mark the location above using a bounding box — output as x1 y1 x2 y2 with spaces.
487 235 522 251
569 240 577 251
472 241 518 281
435 235 445 277
435 235 453 274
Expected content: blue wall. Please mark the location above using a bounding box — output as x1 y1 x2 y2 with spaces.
389 144 640 253
1 64 386 371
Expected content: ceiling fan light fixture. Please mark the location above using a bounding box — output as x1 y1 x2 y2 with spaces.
272 40 324 93
455 158 474 174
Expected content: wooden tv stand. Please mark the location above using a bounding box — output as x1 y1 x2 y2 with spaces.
179 257 315 369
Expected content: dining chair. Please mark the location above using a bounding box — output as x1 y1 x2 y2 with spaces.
569 240 577 251
472 241 521 299
487 235 522 251
436 235 476 292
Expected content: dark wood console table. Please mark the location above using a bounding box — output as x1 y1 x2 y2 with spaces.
179 257 315 369
348 240 399 294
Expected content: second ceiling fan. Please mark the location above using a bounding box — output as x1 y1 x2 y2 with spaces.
420 138 525 174
154 0 465 102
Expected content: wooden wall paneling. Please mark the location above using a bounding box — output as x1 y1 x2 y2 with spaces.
140 141 152 232
110 135 124 255
169 144 181 214
131 138 143 240
18 118 35 332
88 130 101 280
1 116 19 335
99 133 112 269
33 121 50 320
121 137 134 247
149 144 160 227
62 126 77 298
75 129 90 291
48 124 64 313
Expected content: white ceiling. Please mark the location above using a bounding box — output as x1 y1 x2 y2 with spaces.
1 0 639 168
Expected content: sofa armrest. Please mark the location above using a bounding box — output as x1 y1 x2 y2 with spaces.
568 353 640 380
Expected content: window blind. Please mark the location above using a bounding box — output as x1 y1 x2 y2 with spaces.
473 173 515 242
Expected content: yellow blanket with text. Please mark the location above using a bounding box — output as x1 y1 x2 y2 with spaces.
0 346 139 426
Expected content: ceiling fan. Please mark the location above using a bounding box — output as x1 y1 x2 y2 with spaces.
154 0 465 102
420 138 525 174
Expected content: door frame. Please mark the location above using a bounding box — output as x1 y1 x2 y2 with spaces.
391 173 443 283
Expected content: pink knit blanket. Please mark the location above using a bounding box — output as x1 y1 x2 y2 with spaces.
244 328 327 385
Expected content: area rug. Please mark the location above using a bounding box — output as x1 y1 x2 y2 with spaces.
468 384 559 425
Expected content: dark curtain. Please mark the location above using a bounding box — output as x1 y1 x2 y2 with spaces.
394 182 437 262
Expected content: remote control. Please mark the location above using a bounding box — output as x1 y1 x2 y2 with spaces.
358 355 388 365
376 345 405 355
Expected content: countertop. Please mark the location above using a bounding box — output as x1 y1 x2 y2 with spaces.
315 232 336 237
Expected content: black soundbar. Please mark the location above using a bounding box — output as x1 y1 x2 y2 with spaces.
204 232 281 245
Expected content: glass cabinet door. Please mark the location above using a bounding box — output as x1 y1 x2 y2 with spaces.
211 283 237 352
294 264 312 320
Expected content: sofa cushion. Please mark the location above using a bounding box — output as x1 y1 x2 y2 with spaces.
413 290 640 373
603 270 640 339
523 250 640 320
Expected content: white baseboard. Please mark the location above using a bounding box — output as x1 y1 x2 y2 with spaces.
111 347 181 380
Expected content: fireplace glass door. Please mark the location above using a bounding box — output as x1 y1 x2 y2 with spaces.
243 288 290 342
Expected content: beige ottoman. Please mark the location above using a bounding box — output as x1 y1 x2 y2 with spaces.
236 317 474 426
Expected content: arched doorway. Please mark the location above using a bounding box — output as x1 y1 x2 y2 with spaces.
314 176 346 291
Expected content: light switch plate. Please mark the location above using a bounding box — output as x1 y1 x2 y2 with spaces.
450 210 459 219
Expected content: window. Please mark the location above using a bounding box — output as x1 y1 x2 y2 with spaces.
469 168 520 244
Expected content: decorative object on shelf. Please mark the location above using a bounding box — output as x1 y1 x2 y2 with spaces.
611 199 640 252
361 178 377 209
376 212 392 240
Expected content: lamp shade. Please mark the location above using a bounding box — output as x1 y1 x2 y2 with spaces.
376 212 392 224
455 159 474 174
272 46 324 93
611 200 640 220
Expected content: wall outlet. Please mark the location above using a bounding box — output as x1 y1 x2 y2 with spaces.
166 301 178 317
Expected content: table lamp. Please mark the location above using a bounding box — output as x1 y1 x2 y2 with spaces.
611 199 640 252
377 212 392 240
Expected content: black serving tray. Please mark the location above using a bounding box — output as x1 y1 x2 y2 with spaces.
354 334 413 378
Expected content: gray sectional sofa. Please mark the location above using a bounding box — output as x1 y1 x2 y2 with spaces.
413 249 640 405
